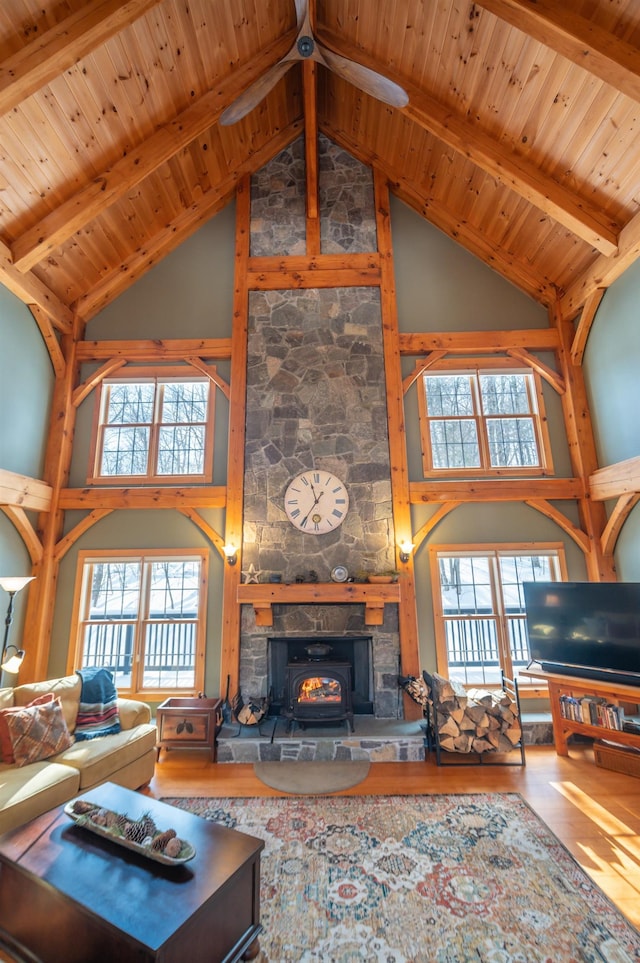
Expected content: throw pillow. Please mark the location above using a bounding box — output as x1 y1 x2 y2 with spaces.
4 697 72 767
74 667 121 741
0 692 55 764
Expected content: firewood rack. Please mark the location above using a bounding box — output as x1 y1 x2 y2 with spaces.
425 671 526 767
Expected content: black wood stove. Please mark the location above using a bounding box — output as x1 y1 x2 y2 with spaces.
284 658 354 731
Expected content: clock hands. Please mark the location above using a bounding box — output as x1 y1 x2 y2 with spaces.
300 482 325 529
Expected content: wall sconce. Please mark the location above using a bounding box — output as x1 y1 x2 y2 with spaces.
223 544 238 566
0 576 35 673
398 541 414 564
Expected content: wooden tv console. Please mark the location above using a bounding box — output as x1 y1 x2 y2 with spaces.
520 667 640 757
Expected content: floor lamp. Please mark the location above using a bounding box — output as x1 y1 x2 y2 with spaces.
0 576 36 674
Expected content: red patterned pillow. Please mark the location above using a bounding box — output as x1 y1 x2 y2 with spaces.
3 697 72 767
0 692 55 764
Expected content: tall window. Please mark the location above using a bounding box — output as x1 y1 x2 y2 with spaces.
71 551 207 698
418 364 552 475
89 372 214 483
429 545 566 688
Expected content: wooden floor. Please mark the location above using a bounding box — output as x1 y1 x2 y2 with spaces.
148 743 640 930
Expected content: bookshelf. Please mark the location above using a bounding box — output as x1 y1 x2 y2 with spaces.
520 668 640 757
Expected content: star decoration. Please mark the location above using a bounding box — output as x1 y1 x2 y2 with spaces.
242 563 262 584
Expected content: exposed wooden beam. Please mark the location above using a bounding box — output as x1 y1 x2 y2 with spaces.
549 300 615 580
601 493 640 556
590 455 640 501
11 33 296 273
28 305 66 377
320 29 619 256
571 288 606 365
325 126 557 305
476 0 640 103
220 174 252 701
560 210 640 319
506 348 565 394
410 478 584 502
399 329 560 355
58 487 226 510
0 241 73 330
72 359 127 407
303 60 320 229
0 0 160 117
54 509 113 562
0 506 43 564
374 170 421 717
73 124 300 321
403 80 618 257
0 468 52 513
247 267 380 289
76 339 232 362
525 498 590 554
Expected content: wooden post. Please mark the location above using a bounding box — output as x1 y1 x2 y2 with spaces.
219 175 251 697
550 298 616 580
374 170 421 719
22 323 81 680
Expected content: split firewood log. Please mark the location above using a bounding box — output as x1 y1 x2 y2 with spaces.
505 725 523 745
437 714 461 738
465 705 490 727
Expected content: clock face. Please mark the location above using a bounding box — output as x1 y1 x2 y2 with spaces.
284 471 349 534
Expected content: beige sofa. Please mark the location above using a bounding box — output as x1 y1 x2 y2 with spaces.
0 674 157 835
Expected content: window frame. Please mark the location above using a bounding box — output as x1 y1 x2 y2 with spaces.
417 359 554 477
68 548 208 701
87 366 216 485
428 542 568 694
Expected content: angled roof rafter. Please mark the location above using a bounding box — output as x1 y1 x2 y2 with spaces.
10 33 295 273
0 0 161 117
476 0 640 103
321 29 620 256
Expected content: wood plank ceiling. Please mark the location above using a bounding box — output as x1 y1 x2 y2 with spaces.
1 0 640 331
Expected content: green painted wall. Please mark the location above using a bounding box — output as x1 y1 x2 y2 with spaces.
388 197 588 670
583 259 640 580
55 205 236 696
0 286 54 649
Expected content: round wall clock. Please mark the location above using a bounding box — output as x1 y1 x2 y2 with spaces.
284 471 349 534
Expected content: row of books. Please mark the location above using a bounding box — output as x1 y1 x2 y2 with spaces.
559 694 625 730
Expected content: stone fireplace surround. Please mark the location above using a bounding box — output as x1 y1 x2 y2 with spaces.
239 136 402 723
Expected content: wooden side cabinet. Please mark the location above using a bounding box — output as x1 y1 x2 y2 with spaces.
156 697 222 761
521 668 640 758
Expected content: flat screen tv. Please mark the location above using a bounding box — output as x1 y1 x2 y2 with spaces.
523 581 640 686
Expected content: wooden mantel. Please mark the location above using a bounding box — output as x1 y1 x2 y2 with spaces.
237 581 402 627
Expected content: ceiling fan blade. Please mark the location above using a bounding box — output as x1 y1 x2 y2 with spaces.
220 59 295 125
294 0 308 32
318 45 409 108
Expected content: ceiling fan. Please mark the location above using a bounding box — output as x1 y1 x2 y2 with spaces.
220 0 409 126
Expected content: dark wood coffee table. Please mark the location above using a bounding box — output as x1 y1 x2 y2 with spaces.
0 783 264 963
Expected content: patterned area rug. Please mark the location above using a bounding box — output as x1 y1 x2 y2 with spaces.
162 793 640 963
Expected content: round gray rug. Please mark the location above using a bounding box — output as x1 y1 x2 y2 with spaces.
253 760 370 794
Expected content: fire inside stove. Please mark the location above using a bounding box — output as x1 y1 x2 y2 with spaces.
297 676 342 703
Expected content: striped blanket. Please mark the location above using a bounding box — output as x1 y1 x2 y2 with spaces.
74 667 121 741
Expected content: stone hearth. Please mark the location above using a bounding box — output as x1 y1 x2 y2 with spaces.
215 715 554 763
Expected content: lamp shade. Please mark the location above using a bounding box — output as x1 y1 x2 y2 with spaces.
1 649 25 673
0 576 35 594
